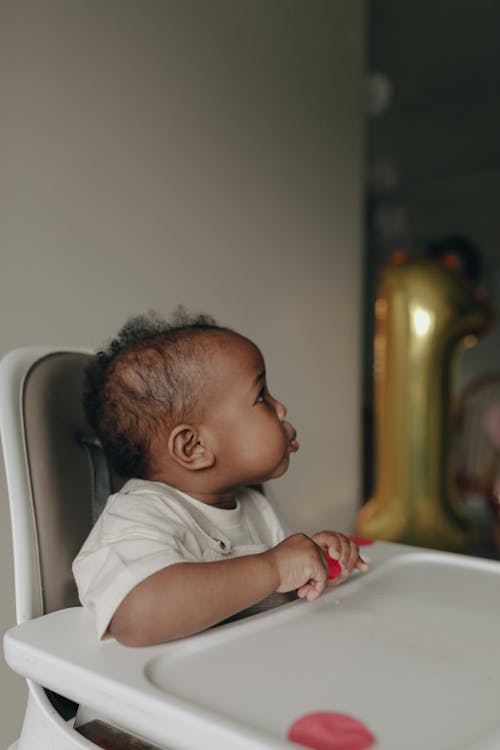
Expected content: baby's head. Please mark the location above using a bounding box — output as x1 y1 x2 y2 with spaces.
84 309 298 495
83 308 229 478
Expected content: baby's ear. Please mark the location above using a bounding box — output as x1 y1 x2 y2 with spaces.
168 425 215 470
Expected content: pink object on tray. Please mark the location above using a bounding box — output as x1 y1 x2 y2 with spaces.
348 535 373 546
287 711 375 750
326 555 342 580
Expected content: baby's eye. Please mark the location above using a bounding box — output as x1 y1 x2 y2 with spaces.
256 388 266 404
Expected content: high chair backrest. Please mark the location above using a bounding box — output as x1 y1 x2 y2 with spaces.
0 348 125 623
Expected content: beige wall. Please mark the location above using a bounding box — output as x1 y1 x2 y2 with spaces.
0 1 364 744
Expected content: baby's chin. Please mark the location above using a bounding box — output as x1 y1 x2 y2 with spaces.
267 454 293 480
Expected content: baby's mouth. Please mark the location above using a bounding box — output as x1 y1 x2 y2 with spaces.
288 433 300 452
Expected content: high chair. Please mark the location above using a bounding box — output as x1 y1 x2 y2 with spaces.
0 347 160 750
2 348 500 750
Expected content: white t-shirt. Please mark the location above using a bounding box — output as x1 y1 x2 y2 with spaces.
73 479 289 638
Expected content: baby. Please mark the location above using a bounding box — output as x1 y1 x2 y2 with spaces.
73 309 367 646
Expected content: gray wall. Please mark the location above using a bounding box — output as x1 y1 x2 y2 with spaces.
0 1 365 744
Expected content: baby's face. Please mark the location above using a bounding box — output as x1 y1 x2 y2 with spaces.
201 333 299 489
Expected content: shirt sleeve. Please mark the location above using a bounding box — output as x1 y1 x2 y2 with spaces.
72 492 193 639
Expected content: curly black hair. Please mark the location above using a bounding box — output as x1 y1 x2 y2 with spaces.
83 307 232 478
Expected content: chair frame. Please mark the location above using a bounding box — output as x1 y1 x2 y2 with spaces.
0 348 97 750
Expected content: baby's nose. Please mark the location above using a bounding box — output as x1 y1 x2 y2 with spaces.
275 399 287 420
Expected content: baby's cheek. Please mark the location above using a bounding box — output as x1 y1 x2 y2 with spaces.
267 423 288 453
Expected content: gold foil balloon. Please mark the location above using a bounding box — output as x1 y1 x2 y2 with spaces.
356 254 494 551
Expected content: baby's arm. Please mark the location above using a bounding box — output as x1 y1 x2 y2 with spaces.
109 533 329 646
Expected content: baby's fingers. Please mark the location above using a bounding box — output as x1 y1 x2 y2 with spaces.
297 578 324 601
326 549 368 585
312 532 368 582
356 556 369 572
344 540 362 572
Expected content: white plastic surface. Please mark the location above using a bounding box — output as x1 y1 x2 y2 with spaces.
14 685 98 750
4 542 500 750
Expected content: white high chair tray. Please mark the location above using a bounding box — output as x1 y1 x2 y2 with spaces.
4 541 500 750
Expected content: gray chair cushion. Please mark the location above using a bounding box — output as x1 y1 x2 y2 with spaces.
23 352 125 614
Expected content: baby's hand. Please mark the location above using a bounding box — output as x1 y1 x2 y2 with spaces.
312 531 368 585
266 533 329 602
